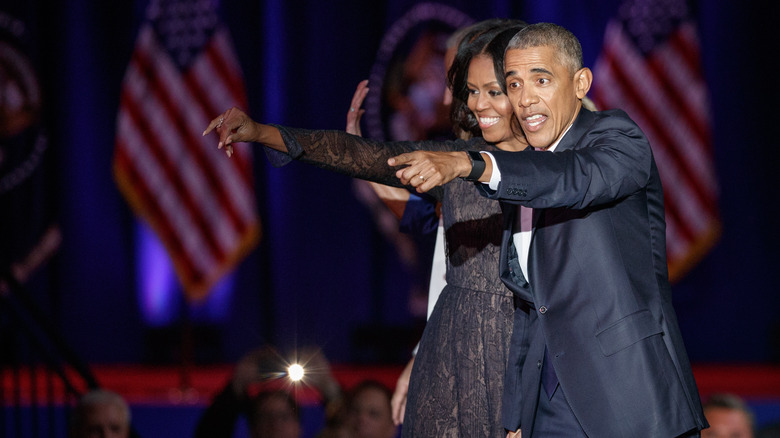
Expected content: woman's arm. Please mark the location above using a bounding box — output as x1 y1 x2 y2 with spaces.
204 107 480 196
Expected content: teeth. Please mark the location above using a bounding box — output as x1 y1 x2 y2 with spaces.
526 114 544 127
480 117 499 126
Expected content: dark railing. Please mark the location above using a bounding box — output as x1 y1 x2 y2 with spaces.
1 271 101 438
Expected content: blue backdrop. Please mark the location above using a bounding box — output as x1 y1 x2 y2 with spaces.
6 0 779 368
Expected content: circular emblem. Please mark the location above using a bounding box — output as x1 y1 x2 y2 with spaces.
364 3 472 142
0 11 47 194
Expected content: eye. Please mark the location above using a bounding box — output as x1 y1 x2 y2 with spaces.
538 78 550 85
508 81 520 90
468 88 479 95
489 89 503 97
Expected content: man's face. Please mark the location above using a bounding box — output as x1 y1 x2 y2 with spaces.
252 395 301 438
702 407 754 438
504 45 589 149
77 404 129 438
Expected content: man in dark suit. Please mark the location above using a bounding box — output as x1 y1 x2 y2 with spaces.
391 22 708 437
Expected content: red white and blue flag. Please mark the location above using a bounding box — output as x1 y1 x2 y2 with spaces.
591 0 720 281
113 0 259 300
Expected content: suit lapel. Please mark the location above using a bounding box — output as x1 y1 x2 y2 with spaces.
554 107 595 152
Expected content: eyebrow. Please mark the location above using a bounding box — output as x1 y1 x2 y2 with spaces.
467 80 501 88
504 67 554 79
531 67 553 75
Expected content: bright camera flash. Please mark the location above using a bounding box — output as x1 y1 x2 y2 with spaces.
288 363 304 381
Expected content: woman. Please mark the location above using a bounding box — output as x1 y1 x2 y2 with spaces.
206 23 526 437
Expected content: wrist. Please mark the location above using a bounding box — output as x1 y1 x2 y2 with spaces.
461 150 486 181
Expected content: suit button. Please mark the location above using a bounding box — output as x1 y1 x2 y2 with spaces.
539 306 547 314
537 360 542 369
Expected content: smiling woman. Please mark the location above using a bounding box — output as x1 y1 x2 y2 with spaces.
466 55 518 146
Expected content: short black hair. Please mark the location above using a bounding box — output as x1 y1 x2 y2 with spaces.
506 22 583 76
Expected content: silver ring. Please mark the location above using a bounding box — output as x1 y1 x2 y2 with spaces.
419 175 425 181
350 107 355 112
217 117 224 128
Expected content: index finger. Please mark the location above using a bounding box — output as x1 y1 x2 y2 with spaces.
350 79 369 109
202 114 224 136
388 152 415 167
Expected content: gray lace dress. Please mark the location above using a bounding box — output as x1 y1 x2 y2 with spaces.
268 127 515 437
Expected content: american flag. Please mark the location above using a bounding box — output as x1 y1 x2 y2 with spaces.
591 0 720 282
113 0 260 300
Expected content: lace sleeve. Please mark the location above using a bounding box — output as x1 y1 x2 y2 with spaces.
267 125 488 201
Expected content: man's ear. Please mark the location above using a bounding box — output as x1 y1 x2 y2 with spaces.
575 67 592 99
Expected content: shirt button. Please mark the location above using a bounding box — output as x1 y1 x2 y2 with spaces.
539 306 547 314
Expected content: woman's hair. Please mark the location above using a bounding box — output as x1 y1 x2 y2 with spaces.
485 26 526 94
447 19 526 139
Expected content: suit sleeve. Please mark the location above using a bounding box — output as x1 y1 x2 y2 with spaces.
478 115 654 210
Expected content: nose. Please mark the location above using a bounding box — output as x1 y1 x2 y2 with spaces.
475 92 490 111
518 87 538 108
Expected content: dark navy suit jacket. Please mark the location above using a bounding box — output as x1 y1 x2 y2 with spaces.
479 107 708 437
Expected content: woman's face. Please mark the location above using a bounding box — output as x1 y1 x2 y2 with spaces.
466 54 522 149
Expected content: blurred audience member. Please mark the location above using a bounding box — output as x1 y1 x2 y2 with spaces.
320 380 397 438
702 393 755 438
247 389 302 438
194 345 342 438
70 389 131 438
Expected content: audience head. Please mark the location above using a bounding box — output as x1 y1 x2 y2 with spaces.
70 389 130 438
503 22 592 149
702 393 755 438
247 389 302 438
343 380 397 438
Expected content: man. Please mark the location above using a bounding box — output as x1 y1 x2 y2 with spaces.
391 22 708 437
70 389 131 438
702 393 755 438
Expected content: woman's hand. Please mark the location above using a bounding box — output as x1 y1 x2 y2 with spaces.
346 80 369 136
203 107 260 157
203 106 285 156
391 357 414 425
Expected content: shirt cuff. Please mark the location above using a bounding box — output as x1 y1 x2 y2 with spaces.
482 151 501 190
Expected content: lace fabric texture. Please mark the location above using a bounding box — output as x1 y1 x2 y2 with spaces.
275 127 515 437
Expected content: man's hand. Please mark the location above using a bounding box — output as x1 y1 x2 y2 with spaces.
388 150 471 193
506 429 521 438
